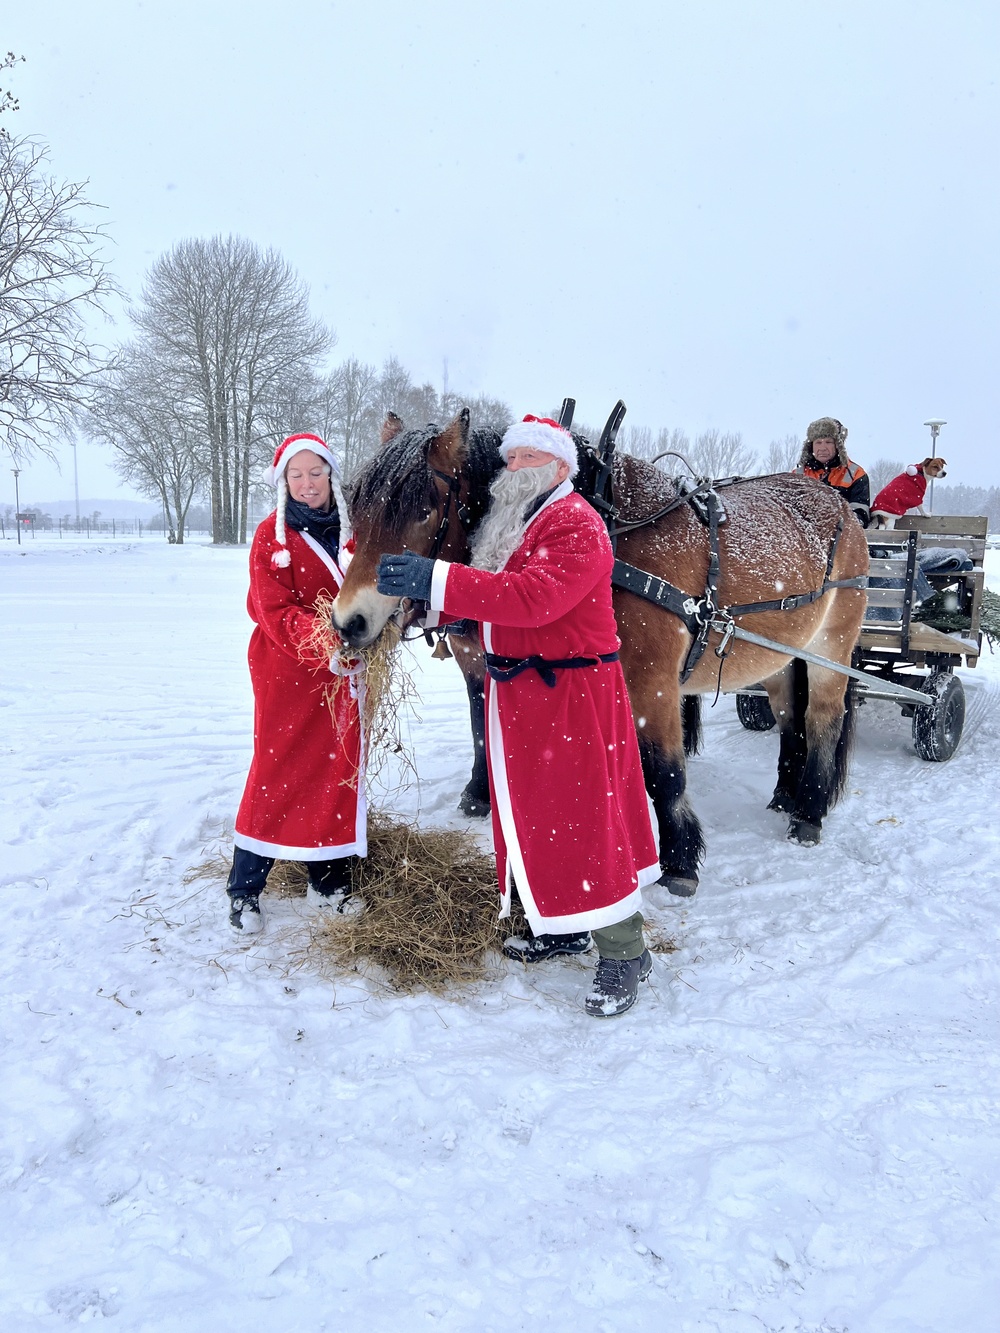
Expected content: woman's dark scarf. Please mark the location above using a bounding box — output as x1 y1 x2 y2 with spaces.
284 496 341 558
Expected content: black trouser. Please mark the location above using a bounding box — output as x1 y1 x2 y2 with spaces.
227 847 354 897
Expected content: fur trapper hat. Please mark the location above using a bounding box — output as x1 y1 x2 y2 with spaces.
267 432 351 568
799 417 849 469
499 415 579 478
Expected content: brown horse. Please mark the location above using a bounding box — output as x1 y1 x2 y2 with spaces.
334 409 869 896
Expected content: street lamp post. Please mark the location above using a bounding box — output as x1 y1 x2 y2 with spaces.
70 437 80 526
923 419 946 511
12 466 21 547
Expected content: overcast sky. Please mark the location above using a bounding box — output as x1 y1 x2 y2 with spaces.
5 0 999 506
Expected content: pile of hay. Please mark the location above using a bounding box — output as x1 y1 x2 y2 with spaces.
190 812 525 991
309 810 522 991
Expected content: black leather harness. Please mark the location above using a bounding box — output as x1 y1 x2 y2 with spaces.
605 479 867 683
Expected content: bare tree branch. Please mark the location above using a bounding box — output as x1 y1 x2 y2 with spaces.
0 135 119 463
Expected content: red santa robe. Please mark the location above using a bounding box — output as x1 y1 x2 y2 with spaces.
234 514 366 861
427 481 658 934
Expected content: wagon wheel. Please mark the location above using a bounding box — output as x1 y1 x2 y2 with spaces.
735 690 776 731
912 671 965 762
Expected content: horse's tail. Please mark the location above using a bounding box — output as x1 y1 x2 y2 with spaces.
828 667 860 810
682 694 703 756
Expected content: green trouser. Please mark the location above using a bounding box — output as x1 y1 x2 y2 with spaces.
591 911 646 961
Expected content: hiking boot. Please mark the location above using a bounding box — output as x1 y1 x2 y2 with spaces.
503 931 593 964
585 950 653 1018
229 891 264 935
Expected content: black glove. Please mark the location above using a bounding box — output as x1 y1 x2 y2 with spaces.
376 551 435 602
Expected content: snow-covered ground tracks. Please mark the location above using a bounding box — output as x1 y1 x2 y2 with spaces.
2 537 999 1332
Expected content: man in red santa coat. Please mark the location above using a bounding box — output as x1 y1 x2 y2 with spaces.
377 416 659 1017
228 433 366 934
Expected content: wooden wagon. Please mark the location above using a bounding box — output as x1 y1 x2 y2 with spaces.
734 514 988 761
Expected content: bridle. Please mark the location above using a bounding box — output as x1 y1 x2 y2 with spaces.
395 465 473 639
427 467 471 559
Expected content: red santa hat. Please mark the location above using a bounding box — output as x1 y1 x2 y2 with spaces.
499 415 579 478
267 432 352 568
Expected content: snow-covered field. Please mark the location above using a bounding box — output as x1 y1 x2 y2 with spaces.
2 536 998 1333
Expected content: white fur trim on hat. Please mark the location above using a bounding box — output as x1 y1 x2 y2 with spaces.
499 416 579 478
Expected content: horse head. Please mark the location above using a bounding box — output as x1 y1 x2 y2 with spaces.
333 409 478 649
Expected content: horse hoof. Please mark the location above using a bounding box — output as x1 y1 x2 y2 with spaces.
787 819 822 846
659 873 699 897
459 790 491 818
768 793 795 814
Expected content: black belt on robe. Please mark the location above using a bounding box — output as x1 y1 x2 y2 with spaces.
484 651 620 688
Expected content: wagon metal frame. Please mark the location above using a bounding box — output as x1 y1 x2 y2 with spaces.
734 514 988 761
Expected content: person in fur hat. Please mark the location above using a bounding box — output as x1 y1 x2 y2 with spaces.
794 417 871 528
376 415 659 1018
227 432 366 934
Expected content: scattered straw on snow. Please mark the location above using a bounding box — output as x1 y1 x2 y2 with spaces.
187 811 527 992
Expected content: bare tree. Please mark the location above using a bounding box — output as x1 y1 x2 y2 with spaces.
689 428 757 477
868 457 905 497
0 52 24 139
89 348 203 542
0 135 119 463
619 424 654 459
761 434 801 474
321 357 380 480
131 236 332 543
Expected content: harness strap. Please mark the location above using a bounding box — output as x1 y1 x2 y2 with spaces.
612 510 868 683
485 651 619 689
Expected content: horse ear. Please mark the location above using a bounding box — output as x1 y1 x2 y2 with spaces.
381 412 404 445
426 408 470 473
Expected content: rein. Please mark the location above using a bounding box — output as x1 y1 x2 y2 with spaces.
397 466 472 644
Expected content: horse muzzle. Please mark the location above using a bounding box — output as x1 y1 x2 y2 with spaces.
332 586 400 650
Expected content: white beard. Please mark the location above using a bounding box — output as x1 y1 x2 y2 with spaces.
470 462 562 572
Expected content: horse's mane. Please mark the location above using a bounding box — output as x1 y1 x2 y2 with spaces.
349 423 504 535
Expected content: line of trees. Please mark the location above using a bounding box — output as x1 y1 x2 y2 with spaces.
87 232 515 543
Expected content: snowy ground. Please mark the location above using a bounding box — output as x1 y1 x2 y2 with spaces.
2 536 998 1333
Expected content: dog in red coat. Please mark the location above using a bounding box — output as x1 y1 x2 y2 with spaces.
871 457 948 529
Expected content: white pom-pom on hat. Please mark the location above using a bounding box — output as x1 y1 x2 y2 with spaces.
499 415 579 478
267 432 352 567
906 465 919 476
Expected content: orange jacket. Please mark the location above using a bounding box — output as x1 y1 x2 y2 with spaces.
798 459 871 525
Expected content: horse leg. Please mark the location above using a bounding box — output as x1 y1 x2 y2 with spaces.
636 695 706 897
459 669 490 817
448 629 490 818
765 661 808 815
786 663 857 845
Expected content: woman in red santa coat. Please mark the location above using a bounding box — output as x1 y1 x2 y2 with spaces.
227 433 366 934
378 416 659 1017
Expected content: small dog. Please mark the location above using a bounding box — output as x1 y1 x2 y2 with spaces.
871 457 948 529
